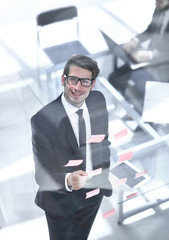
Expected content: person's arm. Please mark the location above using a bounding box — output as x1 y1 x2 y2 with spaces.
100 94 113 197
131 50 153 62
86 92 112 196
31 114 66 192
123 38 139 53
123 9 156 54
100 94 111 182
31 112 90 193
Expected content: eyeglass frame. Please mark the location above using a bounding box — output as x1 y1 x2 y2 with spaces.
64 75 94 87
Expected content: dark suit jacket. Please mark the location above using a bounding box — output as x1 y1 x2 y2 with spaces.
137 7 169 63
31 90 112 216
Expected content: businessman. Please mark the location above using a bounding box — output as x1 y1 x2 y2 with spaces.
109 0 169 98
123 0 169 65
31 54 112 240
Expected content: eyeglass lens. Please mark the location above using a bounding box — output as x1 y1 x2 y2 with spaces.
66 76 92 87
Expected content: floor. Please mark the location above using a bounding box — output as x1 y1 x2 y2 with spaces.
1 0 169 239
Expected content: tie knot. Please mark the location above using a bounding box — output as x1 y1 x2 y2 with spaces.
76 109 83 117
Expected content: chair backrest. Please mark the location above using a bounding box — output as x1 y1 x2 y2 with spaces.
36 6 79 48
37 6 78 27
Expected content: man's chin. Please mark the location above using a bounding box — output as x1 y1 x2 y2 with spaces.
65 93 84 107
74 101 83 107
72 95 83 102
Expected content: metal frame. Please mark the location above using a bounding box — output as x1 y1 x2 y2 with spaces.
117 185 169 224
98 76 169 223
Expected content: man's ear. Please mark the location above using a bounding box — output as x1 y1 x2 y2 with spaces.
61 74 65 86
91 79 96 91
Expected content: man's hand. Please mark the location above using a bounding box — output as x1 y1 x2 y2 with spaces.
123 38 139 53
131 50 152 62
67 170 88 190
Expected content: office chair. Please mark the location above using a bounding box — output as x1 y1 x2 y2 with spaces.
36 6 89 80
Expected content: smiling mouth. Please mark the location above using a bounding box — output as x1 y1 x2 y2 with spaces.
72 91 82 96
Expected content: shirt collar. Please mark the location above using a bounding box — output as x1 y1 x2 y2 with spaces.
61 93 87 116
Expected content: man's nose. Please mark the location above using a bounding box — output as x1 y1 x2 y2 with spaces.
74 80 82 89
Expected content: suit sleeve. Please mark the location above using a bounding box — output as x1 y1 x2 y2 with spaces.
88 91 112 196
31 113 67 192
99 93 111 187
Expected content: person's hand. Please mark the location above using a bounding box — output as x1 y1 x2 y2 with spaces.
123 38 139 53
67 170 88 190
131 50 152 62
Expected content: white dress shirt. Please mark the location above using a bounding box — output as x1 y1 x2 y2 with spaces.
61 93 93 191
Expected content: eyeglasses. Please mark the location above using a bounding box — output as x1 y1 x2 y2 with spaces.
64 75 94 87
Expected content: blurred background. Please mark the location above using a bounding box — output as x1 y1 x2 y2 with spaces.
1 0 169 239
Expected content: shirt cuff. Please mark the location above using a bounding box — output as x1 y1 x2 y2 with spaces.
65 173 73 192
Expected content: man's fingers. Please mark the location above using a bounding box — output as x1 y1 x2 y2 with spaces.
68 171 88 190
132 50 152 62
72 176 87 190
76 170 88 176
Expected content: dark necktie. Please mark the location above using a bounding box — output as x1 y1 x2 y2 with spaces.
76 109 86 170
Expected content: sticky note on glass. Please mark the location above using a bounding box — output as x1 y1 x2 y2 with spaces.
118 151 133 162
87 168 102 178
86 188 100 199
103 208 115 219
88 134 105 143
64 159 83 167
135 170 148 179
126 192 138 200
114 128 128 141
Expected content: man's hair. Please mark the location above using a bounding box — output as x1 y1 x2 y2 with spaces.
63 54 100 80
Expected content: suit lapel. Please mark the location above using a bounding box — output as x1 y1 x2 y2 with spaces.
60 115 79 152
54 95 78 153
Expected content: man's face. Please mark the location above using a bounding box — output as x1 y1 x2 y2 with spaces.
61 65 96 108
156 0 169 10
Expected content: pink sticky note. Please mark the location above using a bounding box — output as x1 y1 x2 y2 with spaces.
126 192 138 200
118 151 133 162
87 168 102 178
64 159 83 167
86 188 100 199
114 128 128 141
135 170 148 179
103 208 116 219
88 134 105 143
113 177 127 187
